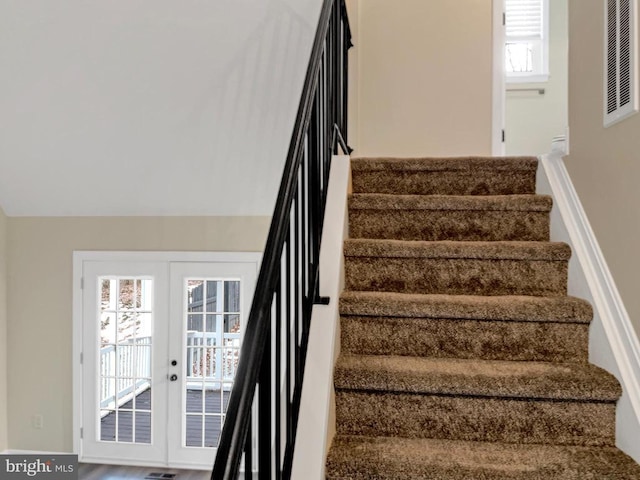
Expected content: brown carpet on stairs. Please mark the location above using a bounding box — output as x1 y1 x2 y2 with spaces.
349 194 552 242
326 156 640 479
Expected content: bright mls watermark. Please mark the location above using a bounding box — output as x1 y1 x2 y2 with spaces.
0 455 77 479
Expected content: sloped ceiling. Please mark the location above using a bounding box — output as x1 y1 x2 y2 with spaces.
0 0 320 216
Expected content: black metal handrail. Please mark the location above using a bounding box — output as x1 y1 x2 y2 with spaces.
211 1 351 478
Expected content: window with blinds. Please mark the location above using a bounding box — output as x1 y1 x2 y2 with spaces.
505 0 549 82
604 0 638 127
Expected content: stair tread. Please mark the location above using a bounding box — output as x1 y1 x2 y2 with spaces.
339 291 592 323
326 435 640 479
351 156 538 172
345 239 571 261
331 155 637 475
334 354 621 402
349 194 552 211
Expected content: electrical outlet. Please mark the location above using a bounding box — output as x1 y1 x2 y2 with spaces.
32 414 43 429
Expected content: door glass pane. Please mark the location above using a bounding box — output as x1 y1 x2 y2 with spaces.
205 416 222 448
224 313 241 380
205 389 220 414
188 280 204 312
99 276 153 444
184 277 241 448
188 313 203 332
135 412 151 444
225 281 240 313
206 281 220 312
224 314 240 334
100 377 116 409
118 411 133 442
137 312 152 341
100 317 116 347
186 415 203 447
222 386 232 413
222 346 239 379
205 314 218 334
118 279 135 310
100 410 116 441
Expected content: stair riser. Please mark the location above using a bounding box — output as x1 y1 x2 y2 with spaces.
344 258 568 296
335 391 616 447
349 210 550 242
340 316 589 363
352 171 536 195
326 436 640 480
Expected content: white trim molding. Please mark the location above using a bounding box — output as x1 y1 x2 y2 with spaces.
2 450 71 455
492 0 506 155
538 153 640 463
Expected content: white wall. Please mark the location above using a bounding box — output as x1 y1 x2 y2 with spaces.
0 208 7 452
505 0 568 155
0 0 323 217
353 0 494 157
6 216 269 452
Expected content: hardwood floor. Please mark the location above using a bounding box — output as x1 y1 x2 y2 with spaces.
77 463 211 480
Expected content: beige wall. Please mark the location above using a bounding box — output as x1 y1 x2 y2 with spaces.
353 0 493 157
7 216 269 452
506 0 568 155
567 0 640 337
346 0 360 153
0 208 7 452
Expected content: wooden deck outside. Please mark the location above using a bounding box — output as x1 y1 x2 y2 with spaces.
101 388 231 447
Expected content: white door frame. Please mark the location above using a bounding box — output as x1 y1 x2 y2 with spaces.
493 0 506 155
72 251 261 468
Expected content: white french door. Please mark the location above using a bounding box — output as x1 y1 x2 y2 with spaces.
76 253 259 470
167 261 256 467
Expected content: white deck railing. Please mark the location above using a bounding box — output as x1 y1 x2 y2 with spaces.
186 331 240 390
99 333 241 409
100 337 152 410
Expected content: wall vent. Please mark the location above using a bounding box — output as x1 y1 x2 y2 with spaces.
605 0 639 126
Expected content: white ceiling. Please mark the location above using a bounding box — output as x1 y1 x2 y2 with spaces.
0 0 320 216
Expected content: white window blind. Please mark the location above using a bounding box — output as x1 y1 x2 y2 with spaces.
506 0 543 38
505 0 549 82
604 0 638 126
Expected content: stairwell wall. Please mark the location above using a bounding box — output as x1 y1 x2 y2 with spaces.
346 0 360 153
6 216 269 453
351 0 494 157
0 208 7 452
567 0 640 338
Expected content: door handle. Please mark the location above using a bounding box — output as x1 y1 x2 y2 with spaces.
170 374 178 382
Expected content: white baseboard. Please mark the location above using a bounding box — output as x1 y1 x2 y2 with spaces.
538 154 640 463
2 450 72 455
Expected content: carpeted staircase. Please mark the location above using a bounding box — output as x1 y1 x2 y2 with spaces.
325 157 640 479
